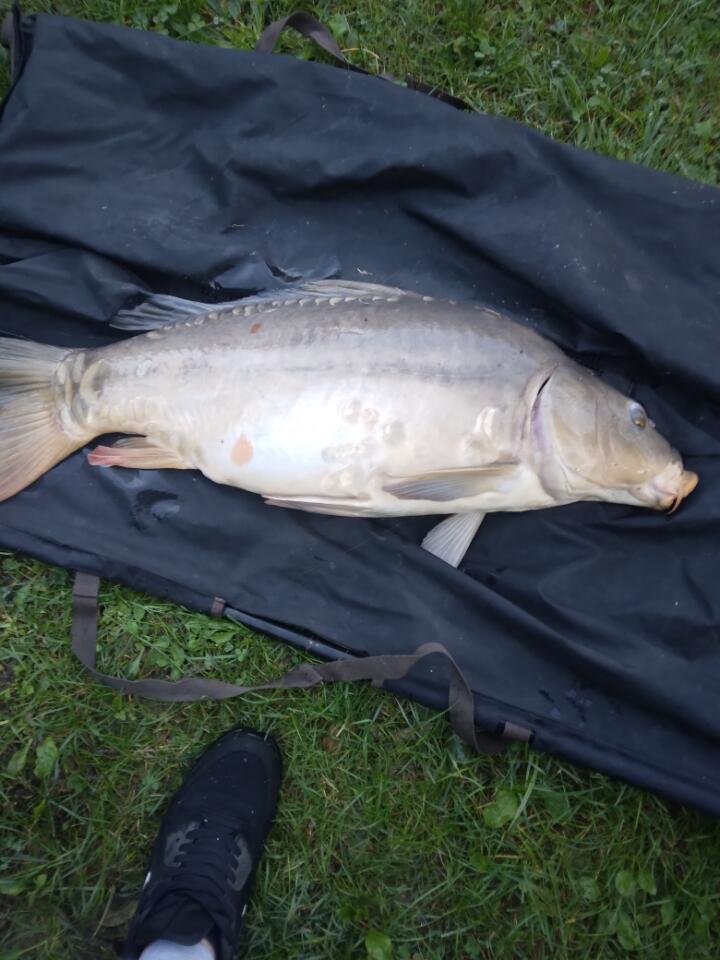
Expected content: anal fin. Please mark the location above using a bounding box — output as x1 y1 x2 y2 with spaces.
264 493 375 517
421 511 485 567
88 437 189 470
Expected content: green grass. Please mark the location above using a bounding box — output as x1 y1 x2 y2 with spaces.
1 2 719 958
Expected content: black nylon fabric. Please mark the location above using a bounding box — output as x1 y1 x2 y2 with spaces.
1 13 719 814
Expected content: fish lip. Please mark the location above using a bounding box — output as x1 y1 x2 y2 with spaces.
647 468 698 512
681 469 699 498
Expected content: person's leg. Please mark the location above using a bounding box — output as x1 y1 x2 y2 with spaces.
122 728 282 960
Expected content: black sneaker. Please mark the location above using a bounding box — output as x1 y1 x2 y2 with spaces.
121 727 282 960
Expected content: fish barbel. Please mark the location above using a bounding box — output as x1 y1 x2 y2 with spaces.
0 280 698 566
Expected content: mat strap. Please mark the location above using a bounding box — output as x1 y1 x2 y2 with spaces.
256 11 472 112
71 571 514 755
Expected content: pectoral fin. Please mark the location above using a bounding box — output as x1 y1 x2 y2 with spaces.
421 511 485 567
88 437 189 470
382 461 519 502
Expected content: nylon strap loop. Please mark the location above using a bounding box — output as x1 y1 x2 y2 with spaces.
70 572 506 755
256 12 348 63
255 12 472 112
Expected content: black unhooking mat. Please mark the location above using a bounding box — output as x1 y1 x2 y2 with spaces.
1 7 719 814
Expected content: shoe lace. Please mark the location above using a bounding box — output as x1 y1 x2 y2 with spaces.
147 809 253 944
175 810 252 889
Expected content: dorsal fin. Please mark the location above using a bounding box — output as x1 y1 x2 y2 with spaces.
111 280 420 332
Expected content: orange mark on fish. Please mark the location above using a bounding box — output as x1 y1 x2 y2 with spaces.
231 434 254 466
250 323 262 335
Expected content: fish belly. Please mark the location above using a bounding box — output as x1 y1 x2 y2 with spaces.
190 371 547 515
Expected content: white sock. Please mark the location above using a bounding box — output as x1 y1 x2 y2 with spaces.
139 938 216 960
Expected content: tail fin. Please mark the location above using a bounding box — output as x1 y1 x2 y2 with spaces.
0 337 82 502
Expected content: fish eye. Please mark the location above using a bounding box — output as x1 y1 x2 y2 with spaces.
629 403 647 429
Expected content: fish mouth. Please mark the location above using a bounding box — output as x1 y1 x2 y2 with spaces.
650 468 698 513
